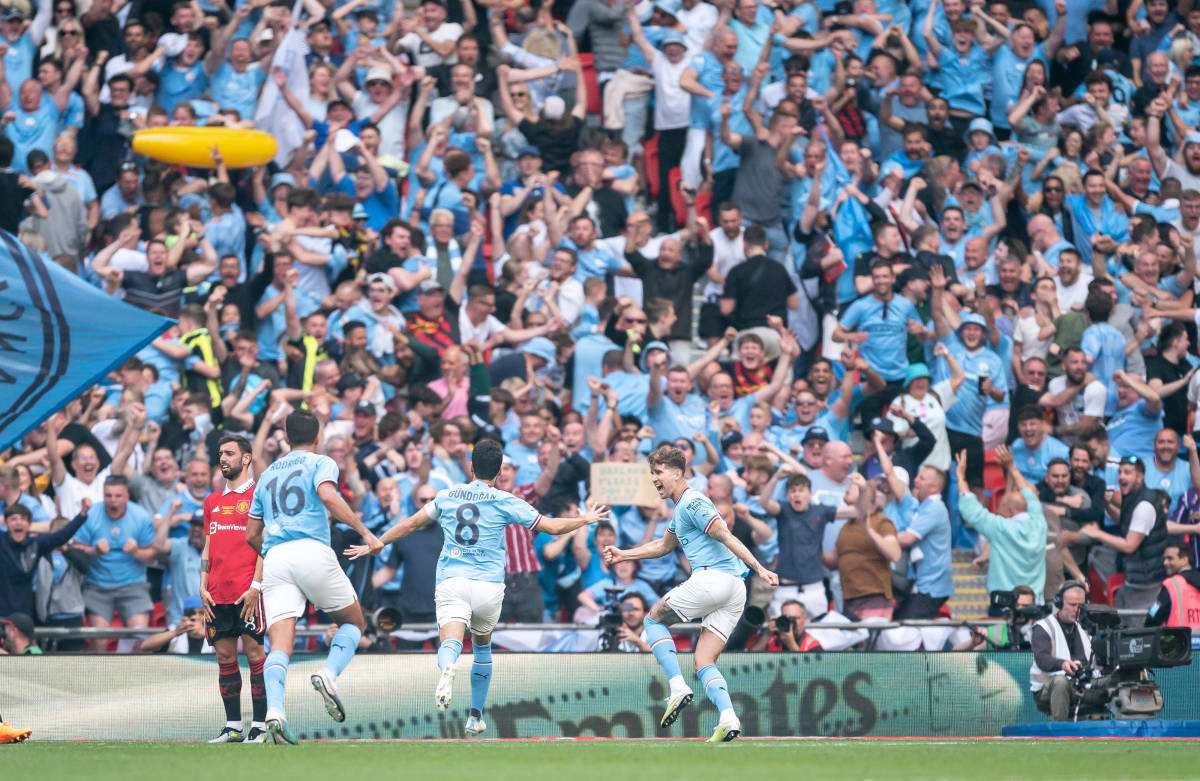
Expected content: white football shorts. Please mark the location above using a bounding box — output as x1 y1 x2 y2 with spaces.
663 568 746 641
261 538 357 628
435 577 506 636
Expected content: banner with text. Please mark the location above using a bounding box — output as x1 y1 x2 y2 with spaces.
4 653 1198 740
590 462 661 507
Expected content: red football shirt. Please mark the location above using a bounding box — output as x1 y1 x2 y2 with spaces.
203 482 259 604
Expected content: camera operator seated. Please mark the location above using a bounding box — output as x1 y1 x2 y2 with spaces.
1145 541 1200 630
612 593 651 652
576 560 660 616
1030 582 1099 721
953 586 1036 650
749 600 821 652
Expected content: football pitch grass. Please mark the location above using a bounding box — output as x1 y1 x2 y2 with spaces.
7 738 1196 781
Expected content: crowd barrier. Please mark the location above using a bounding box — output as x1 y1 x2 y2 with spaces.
3 653 1197 740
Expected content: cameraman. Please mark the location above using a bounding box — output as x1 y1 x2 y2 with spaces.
1030 583 1097 721
954 586 1037 650
0 613 43 655
750 600 821 652
614 593 651 652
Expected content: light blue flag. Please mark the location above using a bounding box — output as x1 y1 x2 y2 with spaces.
0 234 172 451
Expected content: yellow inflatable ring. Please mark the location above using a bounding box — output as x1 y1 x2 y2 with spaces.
132 127 278 169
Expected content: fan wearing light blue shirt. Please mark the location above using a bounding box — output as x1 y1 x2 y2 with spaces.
246 411 383 745
1105 371 1165 463
1010 405 1071 483
923 4 991 119
1080 291 1129 416
346 438 610 738
834 260 921 383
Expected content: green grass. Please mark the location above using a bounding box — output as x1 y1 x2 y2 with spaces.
5 739 1197 781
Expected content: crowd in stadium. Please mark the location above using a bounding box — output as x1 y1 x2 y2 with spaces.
2 0 1200 659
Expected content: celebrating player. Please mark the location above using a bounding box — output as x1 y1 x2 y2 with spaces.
246 410 383 745
603 445 779 742
346 438 610 737
201 435 268 743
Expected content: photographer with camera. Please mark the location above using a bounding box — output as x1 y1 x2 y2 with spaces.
1030 582 1099 721
954 586 1038 651
749 600 821 653
612 593 651 653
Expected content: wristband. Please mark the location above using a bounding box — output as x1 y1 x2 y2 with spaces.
250 581 262 591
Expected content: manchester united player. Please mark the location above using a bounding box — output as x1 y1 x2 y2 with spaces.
201 435 268 743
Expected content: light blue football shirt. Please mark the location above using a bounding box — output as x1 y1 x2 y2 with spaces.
667 488 748 578
428 480 542 584
249 449 340 555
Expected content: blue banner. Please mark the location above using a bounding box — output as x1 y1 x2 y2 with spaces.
0 232 172 452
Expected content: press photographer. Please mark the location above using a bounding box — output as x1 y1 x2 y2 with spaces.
612 593 651 653
954 586 1040 650
1030 582 1099 721
749 601 821 652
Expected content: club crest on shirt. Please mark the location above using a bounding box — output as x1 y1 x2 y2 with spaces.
236 500 250 514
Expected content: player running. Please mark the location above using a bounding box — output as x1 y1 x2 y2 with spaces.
201 435 268 743
603 445 779 742
246 411 382 745
346 438 610 737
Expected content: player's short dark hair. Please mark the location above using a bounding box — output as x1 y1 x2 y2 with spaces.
217 434 252 457
785 473 811 492
4 503 32 522
1015 405 1043 424
472 437 504 481
647 445 686 474
285 410 320 447
1166 540 1195 566
1084 289 1112 323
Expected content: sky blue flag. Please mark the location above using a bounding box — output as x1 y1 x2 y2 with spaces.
0 233 172 452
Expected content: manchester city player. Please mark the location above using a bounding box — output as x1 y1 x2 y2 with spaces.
246 410 383 745
346 438 610 737
604 445 778 742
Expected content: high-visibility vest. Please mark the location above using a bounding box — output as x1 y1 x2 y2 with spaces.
180 328 223 407
1162 573 1200 629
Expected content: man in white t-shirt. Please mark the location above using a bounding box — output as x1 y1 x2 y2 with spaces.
1040 347 1106 445
458 284 558 351
46 413 121 520
1054 249 1089 311
336 63 410 162
698 202 747 343
399 0 463 69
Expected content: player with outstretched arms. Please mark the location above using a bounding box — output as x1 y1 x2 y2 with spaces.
603 445 779 742
346 438 611 737
245 410 382 745
201 435 268 743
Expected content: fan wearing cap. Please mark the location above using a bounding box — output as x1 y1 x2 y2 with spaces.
498 145 566 236
861 412 937 486
626 5 691 232
340 272 409 364
0 611 40 655
929 266 1008 488
332 57 408 162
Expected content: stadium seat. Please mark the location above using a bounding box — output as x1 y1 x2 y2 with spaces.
982 450 1005 512
1105 574 1125 606
1087 567 1108 603
936 602 953 619
644 134 660 198
578 53 602 116
667 168 712 227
